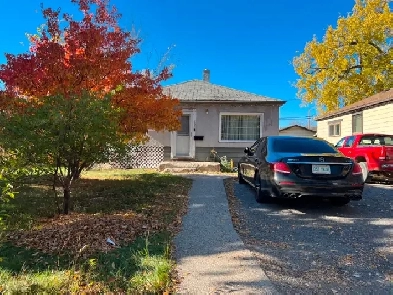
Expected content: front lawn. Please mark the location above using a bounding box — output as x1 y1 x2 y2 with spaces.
0 169 192 293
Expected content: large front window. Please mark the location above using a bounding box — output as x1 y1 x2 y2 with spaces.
220 113 262 142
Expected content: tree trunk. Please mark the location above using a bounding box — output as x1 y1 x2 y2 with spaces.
63 186 71 215
71 166 81 179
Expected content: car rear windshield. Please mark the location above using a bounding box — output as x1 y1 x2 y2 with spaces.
272 138 337 153
358 135 393 146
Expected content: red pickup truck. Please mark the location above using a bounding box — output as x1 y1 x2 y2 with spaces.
335 133 393 182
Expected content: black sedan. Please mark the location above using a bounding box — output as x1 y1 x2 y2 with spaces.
238 136 364 206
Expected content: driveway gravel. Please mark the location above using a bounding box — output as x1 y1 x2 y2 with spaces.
174 175 276 294
227 179 393 294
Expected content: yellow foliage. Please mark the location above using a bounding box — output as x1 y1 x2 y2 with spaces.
293 0 393 112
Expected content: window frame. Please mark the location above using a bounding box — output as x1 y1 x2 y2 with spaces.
352 112 363 134
343 135 356 147
328 120 341 137
218 112 264 143
335 137 346 148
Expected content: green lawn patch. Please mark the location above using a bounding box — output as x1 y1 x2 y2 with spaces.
0 169 192 293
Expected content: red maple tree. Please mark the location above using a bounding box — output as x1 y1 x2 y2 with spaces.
0 0 181 136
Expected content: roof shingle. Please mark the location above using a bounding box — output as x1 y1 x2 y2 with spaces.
316 88 393 121
163 80 284 104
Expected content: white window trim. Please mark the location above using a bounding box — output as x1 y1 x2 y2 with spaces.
328 122 341 137
218 112 264 143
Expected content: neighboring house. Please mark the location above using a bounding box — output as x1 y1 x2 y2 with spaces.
279 125 316 137
316 88 393 144
148 69 285 164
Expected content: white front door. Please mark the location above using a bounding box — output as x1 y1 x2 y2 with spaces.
171 110 196 158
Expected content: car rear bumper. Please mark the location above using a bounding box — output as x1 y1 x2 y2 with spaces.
275 184 363 200
271 175 364 200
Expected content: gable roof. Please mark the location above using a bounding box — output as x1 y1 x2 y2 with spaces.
279 124 316 133
316 88 393 121
163 80 285 104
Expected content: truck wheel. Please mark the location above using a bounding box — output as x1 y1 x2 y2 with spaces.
358 162 369 182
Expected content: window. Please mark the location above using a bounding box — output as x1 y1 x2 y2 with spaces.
352 113 363 134
343 136 355 147
178 115 190 135
328 121 341 137
359 135 393 146
220 113 262 142
335 137 346 148
271 138 337 154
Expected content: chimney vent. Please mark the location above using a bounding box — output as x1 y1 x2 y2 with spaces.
203 69 210 82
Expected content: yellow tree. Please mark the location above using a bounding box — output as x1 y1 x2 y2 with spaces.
293 0 393 112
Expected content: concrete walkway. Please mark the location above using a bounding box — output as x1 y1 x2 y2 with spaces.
174 175 276 294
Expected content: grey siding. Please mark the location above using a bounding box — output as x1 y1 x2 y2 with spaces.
163 146 171 161
195 147 245 165
163 146 245 165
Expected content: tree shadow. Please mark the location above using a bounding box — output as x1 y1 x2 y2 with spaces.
232 181 393 293
0 171 191 290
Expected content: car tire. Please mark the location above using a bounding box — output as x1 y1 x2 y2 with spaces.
358 162 369 182
254 174 271 203
255 186 272 203
238 167 246 184
330 197 350 206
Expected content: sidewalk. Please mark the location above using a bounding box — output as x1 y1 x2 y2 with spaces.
174 174 276 294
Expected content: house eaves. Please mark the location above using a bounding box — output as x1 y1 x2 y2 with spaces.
315 88 393 121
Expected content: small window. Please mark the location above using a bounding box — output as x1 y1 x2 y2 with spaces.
352 113 363 134
335 137 346 148
178 115 190 135
343 136 355 147
328 122 341 137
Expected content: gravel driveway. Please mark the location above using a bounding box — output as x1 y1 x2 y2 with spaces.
229 180 393 294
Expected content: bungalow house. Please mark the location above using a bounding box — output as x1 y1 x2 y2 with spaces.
316 88 393 144
279 124 316 137
148 69 285 164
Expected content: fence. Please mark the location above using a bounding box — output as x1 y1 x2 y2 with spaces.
94 135 165 169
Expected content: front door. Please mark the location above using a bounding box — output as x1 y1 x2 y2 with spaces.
176 115 191 156
171 110 196 159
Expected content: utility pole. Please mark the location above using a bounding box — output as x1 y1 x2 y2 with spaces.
307 107 315 129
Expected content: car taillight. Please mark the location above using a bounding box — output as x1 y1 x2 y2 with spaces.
352 163 363 175
270 162 291 174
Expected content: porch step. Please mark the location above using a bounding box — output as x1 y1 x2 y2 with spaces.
158 161 220 173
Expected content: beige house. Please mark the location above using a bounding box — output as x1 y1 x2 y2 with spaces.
148 69 285 164
316 89 393 144
279 125 316 137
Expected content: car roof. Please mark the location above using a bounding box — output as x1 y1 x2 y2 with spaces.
267 135 322 141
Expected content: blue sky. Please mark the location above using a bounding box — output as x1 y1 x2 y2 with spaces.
0 0 357 127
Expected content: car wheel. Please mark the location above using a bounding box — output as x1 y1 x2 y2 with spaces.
255 186 272 203
238 167 246 184
358 162 369 182
254 174 271 203
330 197 350 206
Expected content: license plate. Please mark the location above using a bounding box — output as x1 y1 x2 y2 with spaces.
312 164 331 174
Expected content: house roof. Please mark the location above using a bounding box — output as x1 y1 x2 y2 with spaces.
163 80 285 104
279 124 317 133
316 88 393 121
